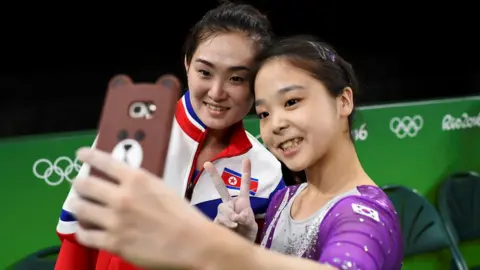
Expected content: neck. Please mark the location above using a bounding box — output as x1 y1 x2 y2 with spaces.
305 135 368 195
203 127 232 149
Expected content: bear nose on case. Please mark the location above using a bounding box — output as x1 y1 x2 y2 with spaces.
124 144 132 151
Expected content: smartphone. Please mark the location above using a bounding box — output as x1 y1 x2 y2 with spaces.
90 74 181 181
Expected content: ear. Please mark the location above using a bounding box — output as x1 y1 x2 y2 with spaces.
156 74 181 90
109 74 132 89
337 87 354 117
184 55 190 73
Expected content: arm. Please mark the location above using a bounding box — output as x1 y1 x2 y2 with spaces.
55 136 99 270
199 197 399 270
198 223 336 270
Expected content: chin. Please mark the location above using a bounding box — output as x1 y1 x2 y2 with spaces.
285 163 308 172
279 157 308 172
199 115 234 130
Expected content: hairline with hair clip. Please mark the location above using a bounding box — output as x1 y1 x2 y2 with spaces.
307 41 354 87
307 41 336 63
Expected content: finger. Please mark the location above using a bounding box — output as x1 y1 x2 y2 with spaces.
239 158 252 198
76 147 132 184
215 202 238 228
232 209 253 225
76 227 118 253
204 162 232 203
71 196 115 230
74 176 119 206
215 217 238 229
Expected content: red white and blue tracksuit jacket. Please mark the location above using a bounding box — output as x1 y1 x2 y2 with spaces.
54 91 285 270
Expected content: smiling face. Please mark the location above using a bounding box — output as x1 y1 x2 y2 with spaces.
184 32 256 130
254 58 353 171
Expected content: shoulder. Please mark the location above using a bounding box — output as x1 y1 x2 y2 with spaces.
318 186 403 269
329 186 398 225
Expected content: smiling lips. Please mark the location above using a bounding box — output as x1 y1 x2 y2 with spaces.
204 102 229 112
278 137 304 152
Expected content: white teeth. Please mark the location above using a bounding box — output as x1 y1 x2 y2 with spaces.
279 138 303 151
206 103 227 111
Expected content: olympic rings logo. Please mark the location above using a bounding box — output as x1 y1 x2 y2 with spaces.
389 115 424 139
32 156 82 186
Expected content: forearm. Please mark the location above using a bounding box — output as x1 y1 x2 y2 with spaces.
199 224 335 270
248 247 337 270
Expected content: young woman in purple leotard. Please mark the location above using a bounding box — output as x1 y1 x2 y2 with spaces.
210 35 404 269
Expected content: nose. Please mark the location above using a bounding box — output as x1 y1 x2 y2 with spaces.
272 112 289 135
208 81 228 102
124 144 132 151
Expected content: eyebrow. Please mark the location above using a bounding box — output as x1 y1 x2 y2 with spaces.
195 58 250 72
254 85 305 107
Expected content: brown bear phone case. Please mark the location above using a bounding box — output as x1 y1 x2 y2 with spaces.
91 74 181 180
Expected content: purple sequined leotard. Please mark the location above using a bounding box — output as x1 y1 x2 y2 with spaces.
260 183 403 269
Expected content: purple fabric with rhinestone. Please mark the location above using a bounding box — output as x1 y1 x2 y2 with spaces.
261 185 403 270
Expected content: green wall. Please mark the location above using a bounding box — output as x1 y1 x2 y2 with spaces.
1 96 479 268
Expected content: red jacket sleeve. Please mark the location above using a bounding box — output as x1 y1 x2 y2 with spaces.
55 234 98 270
55 137 99 270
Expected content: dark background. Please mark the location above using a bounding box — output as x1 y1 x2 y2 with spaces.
0 1 477 138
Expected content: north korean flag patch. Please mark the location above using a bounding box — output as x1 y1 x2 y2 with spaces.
351 203 380 222
221 167 259 195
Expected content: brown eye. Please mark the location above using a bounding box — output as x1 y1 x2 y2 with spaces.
198 70 211 77
285 99 299 107
257 112 269 119
231 76 244 82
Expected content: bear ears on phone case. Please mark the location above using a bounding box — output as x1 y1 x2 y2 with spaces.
108 74 181 91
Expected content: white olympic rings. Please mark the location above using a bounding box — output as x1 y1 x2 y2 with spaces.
389 115 424 139
32 156 82 186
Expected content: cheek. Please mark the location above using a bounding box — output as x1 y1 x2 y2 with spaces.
229 86 253 107
188 76 210 98
259 125 273 148
308 117 337 144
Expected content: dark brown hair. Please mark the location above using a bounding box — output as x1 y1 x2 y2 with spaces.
183 2 275 65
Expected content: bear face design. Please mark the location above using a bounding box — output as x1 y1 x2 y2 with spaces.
93 74 180 176
111 128 145 168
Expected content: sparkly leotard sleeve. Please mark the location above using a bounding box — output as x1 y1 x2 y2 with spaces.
317 191 403 269
261 185 403 270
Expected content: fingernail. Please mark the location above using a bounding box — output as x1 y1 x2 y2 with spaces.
76 147 90 160
203 162 214 173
